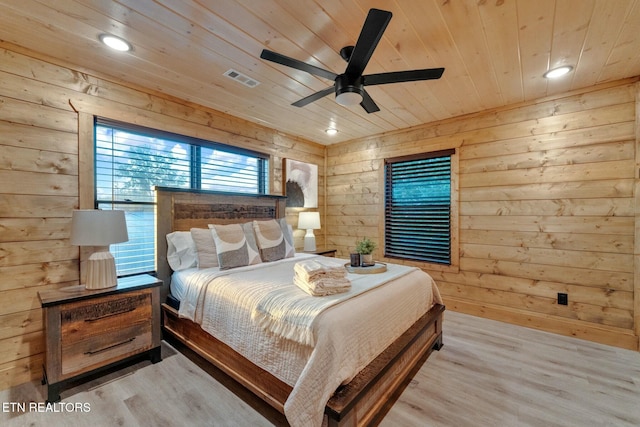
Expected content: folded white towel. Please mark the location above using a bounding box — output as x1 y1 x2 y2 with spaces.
293 258 350 296
293 275 351 296
294 258 346 283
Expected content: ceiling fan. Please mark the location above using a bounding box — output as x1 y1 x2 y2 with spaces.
260 8 444 113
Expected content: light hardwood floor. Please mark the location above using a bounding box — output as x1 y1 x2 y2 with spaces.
2 311 639 426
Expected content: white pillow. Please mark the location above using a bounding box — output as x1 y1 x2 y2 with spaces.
166 231 197 271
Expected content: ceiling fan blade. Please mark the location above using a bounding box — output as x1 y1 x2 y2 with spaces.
292 86 336 107
360 89 380 113
364 68 445 86
260 49 337 81
345 9 392 77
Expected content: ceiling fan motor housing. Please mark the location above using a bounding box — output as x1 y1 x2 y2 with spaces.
335 74 364 105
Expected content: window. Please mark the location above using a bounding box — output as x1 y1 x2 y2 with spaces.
95 119 269 276
384 149 455 265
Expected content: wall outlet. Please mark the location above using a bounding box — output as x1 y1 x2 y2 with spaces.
557 293 568 305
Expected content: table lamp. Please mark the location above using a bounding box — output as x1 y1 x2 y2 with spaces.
298 211 321 252
70 209 129 289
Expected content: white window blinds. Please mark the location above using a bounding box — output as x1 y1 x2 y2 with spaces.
95 118 269 275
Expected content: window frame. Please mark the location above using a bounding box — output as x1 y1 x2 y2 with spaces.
382 148 459 273
92 117 270 277
95 118 269 196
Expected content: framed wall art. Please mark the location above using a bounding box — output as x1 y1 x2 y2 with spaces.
283 159 318 208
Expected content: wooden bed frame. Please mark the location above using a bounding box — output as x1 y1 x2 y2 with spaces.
155 187 444 426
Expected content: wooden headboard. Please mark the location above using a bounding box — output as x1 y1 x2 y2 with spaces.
155 187 286 298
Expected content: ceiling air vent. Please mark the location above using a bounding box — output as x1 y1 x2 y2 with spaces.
223 69 260 88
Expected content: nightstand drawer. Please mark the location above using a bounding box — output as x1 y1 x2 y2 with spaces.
39 275 162 403
59 290 153 376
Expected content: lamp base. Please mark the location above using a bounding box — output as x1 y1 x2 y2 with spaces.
85 249 118 290
303 229 317 252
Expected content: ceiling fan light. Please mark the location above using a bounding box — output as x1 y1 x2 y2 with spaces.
336 91 363 106
543 65 573 79
334 74 364 106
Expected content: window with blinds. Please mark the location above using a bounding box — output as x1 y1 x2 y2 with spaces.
384 149 454 265
95 119 269 276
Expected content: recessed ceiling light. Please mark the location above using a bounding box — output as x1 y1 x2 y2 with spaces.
325 128 338 136
543 66 573 79
99 34 132 52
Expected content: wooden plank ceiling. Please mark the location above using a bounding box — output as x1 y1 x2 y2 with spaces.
0 0 639 145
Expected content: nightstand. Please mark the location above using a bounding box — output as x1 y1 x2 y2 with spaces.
38 274 162 403
305 247 337 257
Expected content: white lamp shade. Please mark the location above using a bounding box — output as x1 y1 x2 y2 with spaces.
70 210 129 246
71 210 128 290
298 211 321 230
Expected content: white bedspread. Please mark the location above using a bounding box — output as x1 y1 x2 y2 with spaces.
253 262 420 346
177 255 441 427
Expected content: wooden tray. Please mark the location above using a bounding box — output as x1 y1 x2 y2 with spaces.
345 262 387 274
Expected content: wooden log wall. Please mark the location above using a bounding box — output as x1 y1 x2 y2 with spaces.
327 79 640 351
1 40 638 393
0 46 324 391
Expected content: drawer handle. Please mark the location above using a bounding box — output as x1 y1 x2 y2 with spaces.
84 337 136 355
84 307 136 322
